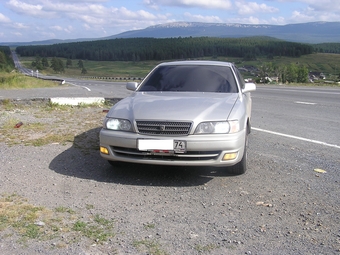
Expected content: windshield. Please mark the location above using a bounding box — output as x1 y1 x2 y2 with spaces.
139 65 238 93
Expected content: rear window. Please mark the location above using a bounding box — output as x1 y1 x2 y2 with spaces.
139 65 238 93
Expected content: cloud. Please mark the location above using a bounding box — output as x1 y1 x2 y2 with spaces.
12 23 29 29
235 1 279 15
270 16 286 25
11 31 23 37
144 0 232 10
143 0 159 10
6 0 55 18
114 7 158 20
64 26 73 33
50 25 63 31
280 0 340 12
39 31 56 38
280 0 340 23
230 16 270 25
50 25 72 33
0 13 11 23
183 12 223 23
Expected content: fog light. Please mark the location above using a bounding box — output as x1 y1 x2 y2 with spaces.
223 152 238 161
100 146 109 155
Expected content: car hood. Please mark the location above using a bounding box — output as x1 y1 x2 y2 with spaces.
108 92 238 122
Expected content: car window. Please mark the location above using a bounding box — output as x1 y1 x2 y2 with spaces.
139 65 238 93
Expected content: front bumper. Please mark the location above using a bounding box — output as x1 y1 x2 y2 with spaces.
99 129 246 167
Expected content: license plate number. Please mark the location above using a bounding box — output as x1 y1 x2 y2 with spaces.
138 139 186 153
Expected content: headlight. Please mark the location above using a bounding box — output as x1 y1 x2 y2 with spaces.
194 120 239 134
104 118 132 131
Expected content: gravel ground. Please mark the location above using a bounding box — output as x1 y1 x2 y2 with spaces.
0 100 339 255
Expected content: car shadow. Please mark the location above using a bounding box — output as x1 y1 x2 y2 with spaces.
49 127 235 187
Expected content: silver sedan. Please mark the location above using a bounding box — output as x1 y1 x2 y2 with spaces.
100 60 256 174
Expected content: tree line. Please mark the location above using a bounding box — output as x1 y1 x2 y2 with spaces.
0 46 14 72
255 62 309 84
31 56 87 74
314 43 340 54
16 37 313 62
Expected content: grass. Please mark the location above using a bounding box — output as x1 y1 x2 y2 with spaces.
133 239 168 255
16 53 340 86
194 243 220 253
0 72 59 89
0 194 115 245
218 53 340 75
72 215 114 243
0 100 109 147
19 57 159 78
144 223 156 229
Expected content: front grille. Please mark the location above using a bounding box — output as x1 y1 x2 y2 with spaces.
136 121 192 136
112 146 220 161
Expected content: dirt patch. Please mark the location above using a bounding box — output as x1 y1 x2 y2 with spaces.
0 99 107 146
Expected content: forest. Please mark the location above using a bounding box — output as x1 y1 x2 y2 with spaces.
0 46 14 72
314 43 340 54
15 37 314 62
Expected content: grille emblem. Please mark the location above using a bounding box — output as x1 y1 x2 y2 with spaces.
159 125 166 131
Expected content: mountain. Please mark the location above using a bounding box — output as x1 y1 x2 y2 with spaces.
1 21 339 46
105 22 340 44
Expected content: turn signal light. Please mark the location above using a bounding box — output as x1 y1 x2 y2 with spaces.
100 146 109 155
222 152 237 161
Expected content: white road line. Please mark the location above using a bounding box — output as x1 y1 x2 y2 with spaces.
295 101 317 105
253 127 340 149
66 82 91 91
259 87 340 95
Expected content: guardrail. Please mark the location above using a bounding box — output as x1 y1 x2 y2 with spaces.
23 72 65 84
80 76 143 81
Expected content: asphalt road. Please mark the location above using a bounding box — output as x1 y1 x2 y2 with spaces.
251 85 340 149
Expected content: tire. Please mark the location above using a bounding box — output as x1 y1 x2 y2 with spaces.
229 130 248 175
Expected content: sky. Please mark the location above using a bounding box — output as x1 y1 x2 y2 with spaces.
1 0 340 43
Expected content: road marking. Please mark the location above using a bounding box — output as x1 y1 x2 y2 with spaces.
66 82 91 91
295 101 316 105
253 127 340 149
259 87 340 95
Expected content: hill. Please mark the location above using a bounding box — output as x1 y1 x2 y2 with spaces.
106 21 340 44
1 21 339 47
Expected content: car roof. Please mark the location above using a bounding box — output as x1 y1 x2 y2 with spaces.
157 60 234 67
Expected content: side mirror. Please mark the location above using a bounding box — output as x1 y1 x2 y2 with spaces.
126 82 139 91
242 82 256 93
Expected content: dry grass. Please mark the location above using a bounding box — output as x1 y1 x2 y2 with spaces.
0 194 115 245
0 100 110 148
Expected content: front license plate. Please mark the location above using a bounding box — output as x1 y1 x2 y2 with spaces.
138 139 172 151
138 139 186 153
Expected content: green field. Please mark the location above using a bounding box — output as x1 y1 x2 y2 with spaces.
19 53 340 80
0 72 59 89
19 57 160 78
